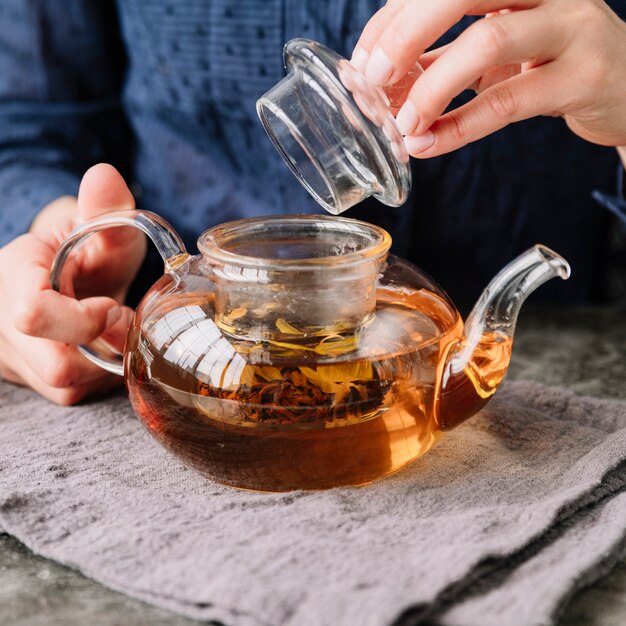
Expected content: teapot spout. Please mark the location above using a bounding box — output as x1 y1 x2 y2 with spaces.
439 245 570 430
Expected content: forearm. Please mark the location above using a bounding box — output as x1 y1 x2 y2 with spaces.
618 146 626 172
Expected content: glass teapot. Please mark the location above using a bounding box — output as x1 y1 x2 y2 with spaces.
50 212 569 491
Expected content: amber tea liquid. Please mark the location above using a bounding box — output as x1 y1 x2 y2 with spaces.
126 289 511 491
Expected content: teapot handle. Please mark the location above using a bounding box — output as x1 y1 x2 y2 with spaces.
50 210 189 376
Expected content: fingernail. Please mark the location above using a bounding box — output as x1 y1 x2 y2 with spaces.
404 131 435 155
365 47 395 85
395 101 420 136
105 306 123 329
350 46 370 73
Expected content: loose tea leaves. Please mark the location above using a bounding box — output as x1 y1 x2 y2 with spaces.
218 310 362 358
198 360 390 426
200 312 393 425
275 318 301 334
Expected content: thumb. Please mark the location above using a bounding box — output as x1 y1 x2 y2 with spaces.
77 163 142 251
78 163 135 221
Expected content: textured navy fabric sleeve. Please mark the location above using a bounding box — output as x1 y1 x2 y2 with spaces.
0 1 129 246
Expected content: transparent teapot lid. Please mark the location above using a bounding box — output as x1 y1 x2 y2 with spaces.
257 39 411 215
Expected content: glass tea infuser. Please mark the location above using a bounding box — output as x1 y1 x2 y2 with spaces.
50 40 570 492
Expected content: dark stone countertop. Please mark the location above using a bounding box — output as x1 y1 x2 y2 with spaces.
1 306 625 626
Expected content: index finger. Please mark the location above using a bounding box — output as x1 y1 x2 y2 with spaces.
1 235 120 344
362 0 540 85
352 0 412 71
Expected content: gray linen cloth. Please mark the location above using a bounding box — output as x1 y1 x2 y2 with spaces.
0 379 625 626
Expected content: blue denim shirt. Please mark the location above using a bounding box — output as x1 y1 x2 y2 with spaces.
0 0 625 306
